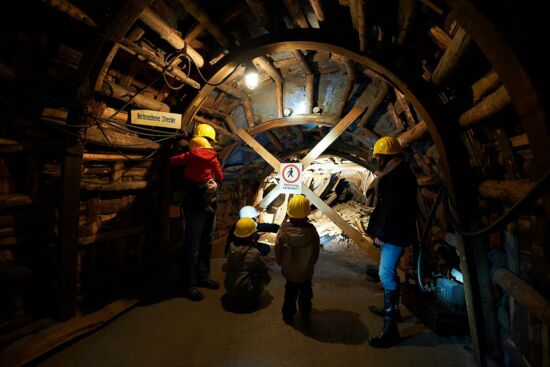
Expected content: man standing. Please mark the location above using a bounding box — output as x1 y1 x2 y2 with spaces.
366 136 417 348
173 123 221 301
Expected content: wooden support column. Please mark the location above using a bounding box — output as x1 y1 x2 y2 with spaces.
291 50 314 114
357 0 367 52
282 0 309 28
397 120 428 147
459 85 511 128
242 97 256 127
177 0 232 49
302 90 369 168
431 27 472 86
309 0 325 22
100 80 170 112
336 59 356 117
396 0 416 45
139 8 204 67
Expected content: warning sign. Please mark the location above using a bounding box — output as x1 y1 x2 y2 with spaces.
279 163 303 194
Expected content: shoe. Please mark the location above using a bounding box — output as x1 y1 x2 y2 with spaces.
197 279 220 290
368 305 403 322
369 289 400 348
184 287 203 301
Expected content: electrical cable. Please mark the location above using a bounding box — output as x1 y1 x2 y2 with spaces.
93 116 183 138
445 168 550 238
187 54 241 87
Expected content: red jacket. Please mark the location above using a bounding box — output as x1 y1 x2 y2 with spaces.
169 148 224 183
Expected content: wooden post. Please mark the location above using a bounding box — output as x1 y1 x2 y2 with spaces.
431 27 472 86
396 0 416 45
58 127 83 320
242 97 256 127
138 8 204 68
357 0 366 51
472 70 500 103
178 0 232 49
336 59 356 116
459 85 511 127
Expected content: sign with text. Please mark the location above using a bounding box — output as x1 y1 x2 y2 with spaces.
131 110 182 129
279 163 303 194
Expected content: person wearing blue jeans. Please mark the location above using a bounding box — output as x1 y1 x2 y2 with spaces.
365 137 417 348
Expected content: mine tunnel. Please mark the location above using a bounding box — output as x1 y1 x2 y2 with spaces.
0 0 548 366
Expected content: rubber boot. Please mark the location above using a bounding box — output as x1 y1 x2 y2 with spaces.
369 289 400 348
368 283 402 322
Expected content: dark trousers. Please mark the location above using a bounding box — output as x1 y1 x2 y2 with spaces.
183 210 216 289
283 280 313 318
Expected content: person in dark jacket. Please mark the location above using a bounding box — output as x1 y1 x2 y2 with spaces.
224 206 279 257
275 195 320 323
223 217 271 311
169 125 222 302
365 136 417 348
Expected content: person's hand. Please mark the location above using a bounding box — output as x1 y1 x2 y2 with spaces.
206 180 217 192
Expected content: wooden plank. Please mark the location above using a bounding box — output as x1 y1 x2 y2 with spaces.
138 8 204 67
302 90 369 168
472 70 500 104
247 115 336 136
0 194 32 208
479 179 535 204
241 97 256 127
83 153 152 161
236 128 280 171
86 126 160 150
396 0 416 45
493 268 550 326
283 0 309 28
258 185 283 209
357 81 389 127
459 85 511 127
100 80 170 112
46 0 97 27
80 181 148 191
431 27 472 86
58 144 82 320
178 0 231 49
394 88 417 126
397 120 428 147
302 185 374 253
309 0 325 21
428 26 451 50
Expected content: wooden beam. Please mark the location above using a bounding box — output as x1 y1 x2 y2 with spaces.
479 179 535 204
292 50 314 113
46 0 97 27
302 185 374 253
349 0 359 30
199 106 228 119
104 0 154 43
81 181 148 191
472 70 500 104
236 128 280 171
177 0 232 49
394 88 417 126
253 56 284 118
100 80 170 112
283 0 309 28
459 85 511 128
246 0 277 31
387 102 405 132
120 40 200 89
336 59 356 116
247 115 336 136
241 97 256 127
428 26 451 50
86 126 160 150
223 115 239 134
291 50 313 75
493 268 550 326
357 0 366 51
397 120 428 146
308 0 325 22
302 90 369 168
396 0 416 45
431 27 472 86
83 153 152 161
258 185 283 209
138 8 204 68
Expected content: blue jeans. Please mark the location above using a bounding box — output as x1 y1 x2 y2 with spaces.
183 210 216 289
378 241 404 291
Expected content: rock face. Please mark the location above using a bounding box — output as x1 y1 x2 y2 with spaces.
309 200 373 253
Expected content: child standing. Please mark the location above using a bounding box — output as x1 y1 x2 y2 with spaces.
275 195 320 323
169 136 223 211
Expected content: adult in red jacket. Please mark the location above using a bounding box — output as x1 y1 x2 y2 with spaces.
170 125 223 301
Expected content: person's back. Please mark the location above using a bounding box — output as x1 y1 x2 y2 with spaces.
275 220 320 282
274 195 320 323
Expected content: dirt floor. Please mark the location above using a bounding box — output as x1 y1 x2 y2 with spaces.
38 244 476 367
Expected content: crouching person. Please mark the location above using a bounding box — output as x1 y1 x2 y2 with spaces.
275 195 320 323
223 217 271 311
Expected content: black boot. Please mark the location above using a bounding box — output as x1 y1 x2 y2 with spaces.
369 289 400 348
368 284 402 322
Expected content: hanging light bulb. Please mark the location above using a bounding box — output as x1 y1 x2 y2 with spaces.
244 61 259 90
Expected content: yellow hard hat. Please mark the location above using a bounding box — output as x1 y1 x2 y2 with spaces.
372 136 402 157
194 123 217 142
189 136 212 149
234 217 257 238
287 194 311 219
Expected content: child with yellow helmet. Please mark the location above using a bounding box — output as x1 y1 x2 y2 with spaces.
274 194 320 323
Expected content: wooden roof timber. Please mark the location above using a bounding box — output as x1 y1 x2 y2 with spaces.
308 0 325 22
282 0 309 28
178 0 232 50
